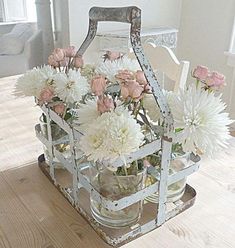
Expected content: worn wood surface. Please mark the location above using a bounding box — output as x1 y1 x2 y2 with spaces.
1 75 235 248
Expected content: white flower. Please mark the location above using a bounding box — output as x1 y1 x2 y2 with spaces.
79 107 144 163
54 69 89 104
96 55 140 83
172 85 233 157
73 99 100 132
14 65 56 97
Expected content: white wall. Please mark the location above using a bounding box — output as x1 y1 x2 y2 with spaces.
178 0 235 127
68 0 182 61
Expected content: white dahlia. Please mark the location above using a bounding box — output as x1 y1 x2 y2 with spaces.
96 55 140 83
79 108 144 163
14 65 56 97
172 85 233 157
73 99 100 132
54 69 89 104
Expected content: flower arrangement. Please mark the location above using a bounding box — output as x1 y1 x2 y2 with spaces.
14 47 233 227
15 48 233 163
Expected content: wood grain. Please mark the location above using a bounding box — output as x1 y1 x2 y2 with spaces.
1 75 235 248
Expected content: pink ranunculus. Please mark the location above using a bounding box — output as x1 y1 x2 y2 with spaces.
53 103 65 115
120 80 144 101
39 87 54 103
48 55 59 67
136 70 147 85
115 70 135 81
97 95 115 114
193 65 209 81
106 51 122 61
206 71 226 89
74 56 84 68
64 46 76 57
52 48 65 62
91 75 107 96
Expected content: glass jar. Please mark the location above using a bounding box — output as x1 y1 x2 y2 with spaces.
145 151 190 203
39 115 69 168
90 162 146 228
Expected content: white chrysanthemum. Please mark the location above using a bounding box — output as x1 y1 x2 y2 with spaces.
79 108 144 163
54 69 89 104
73 99 100 132
143 90 176 123
172 85 233 157
14 65 56 97
96 55 140 83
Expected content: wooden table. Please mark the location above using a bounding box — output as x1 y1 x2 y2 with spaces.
1 75 235 248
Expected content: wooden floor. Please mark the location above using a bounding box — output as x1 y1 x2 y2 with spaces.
1 75 235 248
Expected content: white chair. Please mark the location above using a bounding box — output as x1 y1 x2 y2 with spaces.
143 43 190 92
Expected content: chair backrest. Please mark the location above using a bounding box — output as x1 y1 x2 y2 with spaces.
141 43 190 92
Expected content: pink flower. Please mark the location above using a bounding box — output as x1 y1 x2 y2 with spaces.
193 65 209 81
64 46 76 57
91 75 107 96
105 51 122 61
48 55 59 67
115 70 135 81
206 71 226 90
97 95 115 114
39 87 54 103
74 56 84 68
53 103 65 115
120 80 144 101
136 70 147 85
52 48 65 62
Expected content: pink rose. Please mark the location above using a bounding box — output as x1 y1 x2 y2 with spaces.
53 103 65 115
48 55 59 67
39 87 54 103
136 70 147 85
115 70 135 81
52 48 65 62
105 51 122 61
206 71 226 90
193 65 209 81
91 75 107 96
120 80 144 101
97 95 115 114
74 56 84 68
64 46 76 57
